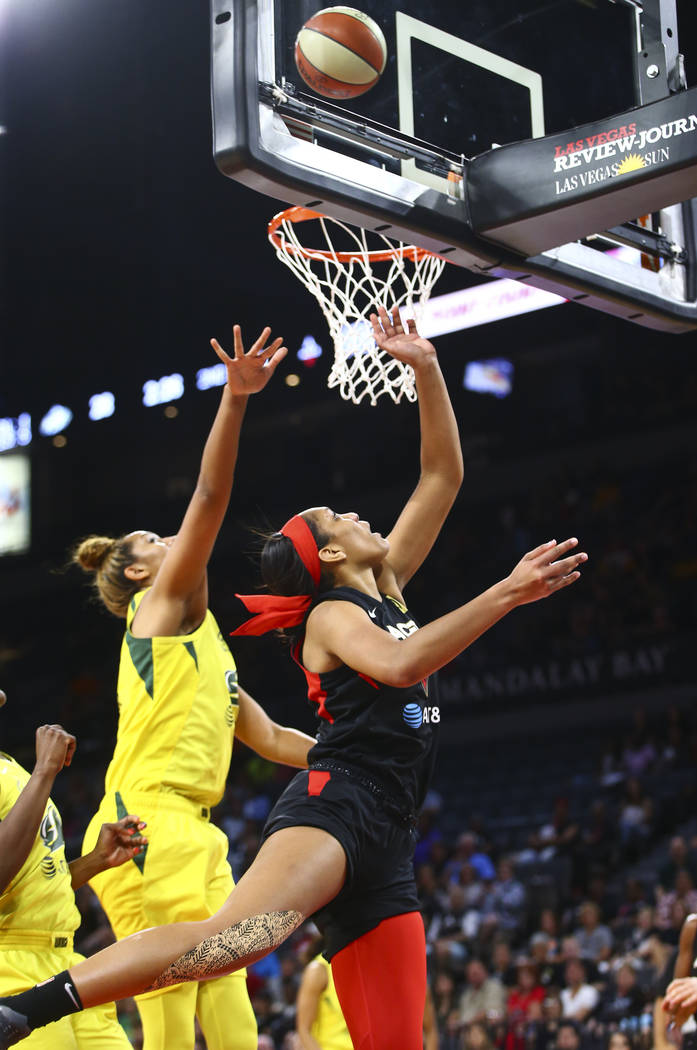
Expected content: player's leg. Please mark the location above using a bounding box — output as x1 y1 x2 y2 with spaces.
331 912 427 1050
0 825 346 1040
131 986 197 1050
195 975 257 1050
194 828 258 1050
75 824 345 1002
69 1001 135 1050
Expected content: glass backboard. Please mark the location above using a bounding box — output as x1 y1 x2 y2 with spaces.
211 0 697 331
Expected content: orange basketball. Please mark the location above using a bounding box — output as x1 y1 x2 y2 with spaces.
294 7 387 100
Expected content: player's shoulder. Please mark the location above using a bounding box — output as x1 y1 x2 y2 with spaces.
0 752 22 776
306 593 366 629
304 956 330 988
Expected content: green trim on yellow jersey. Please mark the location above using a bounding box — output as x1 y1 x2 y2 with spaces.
102 589 239 807
115 791 147 873
125 633 154 698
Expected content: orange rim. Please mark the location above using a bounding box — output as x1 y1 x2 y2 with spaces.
267 206 438 264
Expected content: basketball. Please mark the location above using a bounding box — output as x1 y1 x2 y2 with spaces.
294 6 387 100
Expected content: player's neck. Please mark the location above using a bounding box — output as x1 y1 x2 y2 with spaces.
332 564 381 601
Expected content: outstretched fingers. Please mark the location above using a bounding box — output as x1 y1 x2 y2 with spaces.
370 305 415 342
261 344 288 376
210 337 231 364
546 549 588 590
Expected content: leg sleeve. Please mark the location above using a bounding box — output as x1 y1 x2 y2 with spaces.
331 911 427 1050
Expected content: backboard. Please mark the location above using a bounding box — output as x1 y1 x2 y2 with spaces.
211 0 697 331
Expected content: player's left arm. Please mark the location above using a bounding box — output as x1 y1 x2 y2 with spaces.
69 816 148 890
370 306 463 592
234 687 315 768
296 960 327 1050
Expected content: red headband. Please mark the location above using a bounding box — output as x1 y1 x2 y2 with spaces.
280 515 321 588
231 515 321 637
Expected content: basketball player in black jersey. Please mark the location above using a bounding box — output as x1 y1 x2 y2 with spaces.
0 307 587 1050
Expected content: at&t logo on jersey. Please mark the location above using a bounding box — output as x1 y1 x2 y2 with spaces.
402 703 440 728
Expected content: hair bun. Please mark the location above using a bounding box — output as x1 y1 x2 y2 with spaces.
73 535 116 573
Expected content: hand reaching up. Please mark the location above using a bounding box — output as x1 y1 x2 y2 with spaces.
210 325 287 396
369 305 436 369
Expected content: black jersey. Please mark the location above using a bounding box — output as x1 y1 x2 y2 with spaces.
295 586 439 814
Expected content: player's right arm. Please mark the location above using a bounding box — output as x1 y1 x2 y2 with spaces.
235 687 315 768
295 959 327 1050
132 326 287 637
307 538 587 686
0 725 75 893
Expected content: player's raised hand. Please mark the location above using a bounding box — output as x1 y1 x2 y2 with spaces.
94 815 148 869
369 305 436 368
210 325 287 396
506 538 588 606
34 725 77 777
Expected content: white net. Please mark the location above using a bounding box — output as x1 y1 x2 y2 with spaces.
268 209 446 405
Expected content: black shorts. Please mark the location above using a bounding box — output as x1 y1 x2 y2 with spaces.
261 763 421 959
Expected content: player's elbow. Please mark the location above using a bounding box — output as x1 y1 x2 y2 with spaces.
383 654 423 690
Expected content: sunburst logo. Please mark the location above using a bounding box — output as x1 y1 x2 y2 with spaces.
616 154 646 175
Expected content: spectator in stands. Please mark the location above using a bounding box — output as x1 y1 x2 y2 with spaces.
557 937 597 983
607 1033 634 1050
598 740 625 789
595 961 644 1023
574 901 614 963
445 832 497 884
656 871 697 930
414 807 444 869
432 972 459 1039
539 910 562 957
458 863 486 911
622 730 657 779
458 959 506 1025
491 941 517 989
555 1020 583 1050
560 959 599 1021
529 933 559 989
418 863 447 927
618 778 653 853
582 801 617 870
462 1021 495 1050
659 837 697 891
481 858 527 936
507 959 546 1022
615 902 656 957
430 884 477 968
540 799 581 860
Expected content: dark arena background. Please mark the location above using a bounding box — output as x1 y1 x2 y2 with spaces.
2 2 697 1048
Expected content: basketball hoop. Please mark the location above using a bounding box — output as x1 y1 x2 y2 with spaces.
268 207 446 405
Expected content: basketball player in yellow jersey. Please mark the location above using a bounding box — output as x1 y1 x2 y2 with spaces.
73 325 316 1050
296 951 353 1050
0 690 147 1049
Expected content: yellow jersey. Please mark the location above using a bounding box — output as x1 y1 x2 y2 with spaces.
103 590 239 808
310 955 353 1050
0 754 80 934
